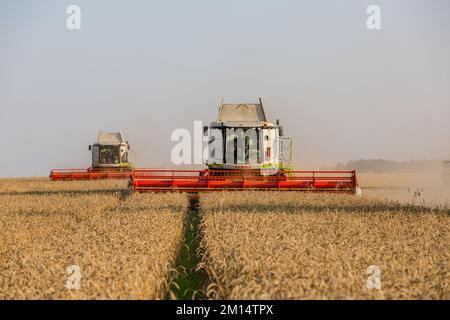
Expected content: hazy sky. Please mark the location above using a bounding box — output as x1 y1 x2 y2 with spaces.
1 0 449 177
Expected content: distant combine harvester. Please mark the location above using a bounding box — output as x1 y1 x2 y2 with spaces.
50 131 133 181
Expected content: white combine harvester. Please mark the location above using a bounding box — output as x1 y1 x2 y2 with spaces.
131 99 360 193
50 131 133 180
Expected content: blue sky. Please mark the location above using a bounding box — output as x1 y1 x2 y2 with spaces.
1 0 449 177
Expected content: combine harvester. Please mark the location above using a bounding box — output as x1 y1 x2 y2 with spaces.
50 131 133 181
131 99 361 194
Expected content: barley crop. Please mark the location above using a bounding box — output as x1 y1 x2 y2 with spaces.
0 178 128 194
0 179 187 299
200 192 449 299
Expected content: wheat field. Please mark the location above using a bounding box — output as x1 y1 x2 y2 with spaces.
0 180 187 299
200 192 449 299
1 178 448 300
0 178 128 194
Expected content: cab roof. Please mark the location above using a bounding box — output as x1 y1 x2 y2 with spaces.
97 131 125 145
217 102 267 123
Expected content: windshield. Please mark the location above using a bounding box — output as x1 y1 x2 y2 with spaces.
99 145 120 165
225 128 259 164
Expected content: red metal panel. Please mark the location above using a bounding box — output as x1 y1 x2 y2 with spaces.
243 177 279 189
131 169 358 194
173 179 208 189
50 168 357 193
207 179 243 189
278 180 313 189
50 168 132 181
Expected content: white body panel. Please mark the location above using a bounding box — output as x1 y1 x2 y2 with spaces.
208 128 224 165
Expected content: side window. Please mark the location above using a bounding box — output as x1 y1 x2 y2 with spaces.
245 136 250 164
92 145 100 165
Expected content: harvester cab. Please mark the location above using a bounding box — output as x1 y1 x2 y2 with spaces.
89 131 132 170
204 98 292 175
